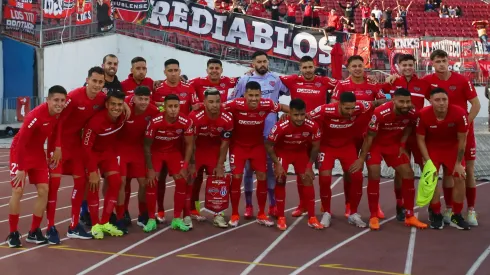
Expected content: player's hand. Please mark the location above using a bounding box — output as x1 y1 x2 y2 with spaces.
385 74 398 84
179 167 189 179
349 158 364 173
88 172 100 192
367 75 378 84
188 163 197 179
279 113 289 122
50 147 62 168
12 170 26 189
453 163 466 179
245 69 254 76
153 80 163 90
122 102 131 120
147 169 156 186
192 103 203 111
214 164 225 178
274 163 286 181
398 146 409 158
304 167 315 182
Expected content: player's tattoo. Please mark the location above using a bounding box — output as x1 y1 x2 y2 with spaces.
143 137 154 170
265 140 280 164
457 149 465 163
456 132 466 163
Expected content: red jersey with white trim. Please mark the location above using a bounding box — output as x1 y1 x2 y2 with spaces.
267 119 321 151
280 75 337 112
308 101 374 147
422 72 477 113
189 76 238 103
223 98 281 147
332 78 386 102
145 114 194 153
120 74 154 96
82 110 125 173
380 75 430 111
189 110 234 150
153 81 198 115
416 104 468 150
368 101 418 147
11 103 61 170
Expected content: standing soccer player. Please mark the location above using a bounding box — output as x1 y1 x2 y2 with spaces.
352 89 427 230
143 94 194 232
6 86 67 248
266 98 323 230
120 57 155 95
232 51 289 219
81 91 126 238
416 88 470 230
189 88 233 227
308 93 373 228
226 81 289 227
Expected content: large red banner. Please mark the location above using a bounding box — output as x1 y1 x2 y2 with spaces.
344 34 371 68
8 0 34 10
76 0 92 25
3 5 37 34
43 0 75 19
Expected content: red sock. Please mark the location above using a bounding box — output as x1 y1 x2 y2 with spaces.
101 173 122 224
443 187 453 208
466 187 476 209
453 201 463 215
275 184 286 217
319 176 332 214
30 215 42 233
256 179 267 215
348 172 363 214
87 188 100 225
402 178 415 217
343 177 351 205
394 186 403 207
173 178 187 218
191 173 204 211
430 201 441 214
146 184 157 219
46 176 61 228
367 179 380 218
296 175 304 209
9 214 19 233
230 177 241 216
183 184 193 217
124 178 131 212
70 176 88 229
116 205 125 220
157 177 166 212
303 185 315 218
138 202 147 216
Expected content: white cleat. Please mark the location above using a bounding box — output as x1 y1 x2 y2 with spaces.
320 212 332 227
183 216 193 229
348 213 367 228
467 210 478 227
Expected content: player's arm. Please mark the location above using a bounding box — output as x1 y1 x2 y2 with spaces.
468 97 480 124
215 125 232 178
373 89 387 106
230 77 247 99
265 124 285 178
181 121 195 178
81 121 100 192
454 113 469 177
144 120 157 185
415 116 430 164
350 114 379 173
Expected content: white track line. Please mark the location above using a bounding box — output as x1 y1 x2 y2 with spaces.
404 212 418 275
466 245 490 275
289 181 490 275
0 180 12 184
0 185 73 200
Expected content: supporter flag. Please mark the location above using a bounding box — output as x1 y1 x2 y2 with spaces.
96 0 114 32
478 60 490 78
43 0 75 19
76 0 92 25
344 34 371 68
330 43 343 80
8 0 34 11
3 5 37 35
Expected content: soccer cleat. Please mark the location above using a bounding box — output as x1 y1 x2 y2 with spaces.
405 216 428 229
344 203 351 218
369 217 380 230
244 206 254 219
450 213 471 230
26 228 48 245
213 215 228 228
427 207 434 223
79 212 92 227
467 210 478 227
396 205 406 222
137 213 149 228
276 217 287 231
45 226 61 245
91 224 104 239
291 206 306 217
156 211 166 223
67 224 93 240
110 213 118 225
442 208 452 225
123 211 132 227
190 210 206 222
115 219 129 235
377 204 385 219
6 231 22 248
268 205 278 218
320 212 332 228
143 219 157 233
101 222 124 236
256 213 274 227
308 217 324 230
228 215 240 227
430 213 444 230
171 218 190 232
348 213 367 228
183 216 193 229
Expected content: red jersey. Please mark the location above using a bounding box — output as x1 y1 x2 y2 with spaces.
304 4 313 16
280 75 337 112
327 15 341 29
12 103 61 170
188 76 238 103
120 74 154 96
308 101 374 147
247 2 265 16
82 111 125 173
223 98 281 147
368 101 418 147
361 6 371 18
267 118 321 151
145 114 194 153
380 75 430 111
286 3 298 16
153 81 198 115
332 78 386 102
416 104 468 150
189 110 234 151
422 72 477 113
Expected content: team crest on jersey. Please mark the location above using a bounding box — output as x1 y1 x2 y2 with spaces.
402 119 409 124
259 111 266 117
315 82 321 87
269 81 275 87
93 105 100 110
448 123 455 127
413 87 420 92
180 93 187 97
102 88 108 94
366 90 372 95
145 116 151 121
217 127 223 132
302 132 310 137
449 86 456 91
176 129 183 134
220 83 226 88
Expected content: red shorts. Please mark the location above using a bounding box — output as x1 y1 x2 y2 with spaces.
430 148 466 176
196 148 219 175
9 150 49 186
318 144 358 172
465 122 476 161
119 149 146 178
91 151 120 175
366 144 410 168
229 144 267 175
275 149 310 174
152 151 184 176
406 135 423 166
48 146 85 176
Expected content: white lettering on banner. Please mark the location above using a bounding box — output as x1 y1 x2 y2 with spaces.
420 40 461 58
474 41 489 55
5 19 35 34
77 11 92 22
212 14 227 41
292 32 317 58
170 1 189 29
251 21 274 50
43 0 63 16
189 8 213 35
318 36 332 64
274 26 292 56
149 0 170 26
372 38 420 50
225 17 251 47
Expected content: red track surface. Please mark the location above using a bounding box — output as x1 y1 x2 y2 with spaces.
0 148 488 275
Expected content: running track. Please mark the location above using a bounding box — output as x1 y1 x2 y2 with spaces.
0 148 488 275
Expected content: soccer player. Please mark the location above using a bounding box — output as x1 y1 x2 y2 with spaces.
120 56 155 95
266 98 324 230
225 81 289 227
117 86 160 230
81 91 126 238
143 94 194 232
308 92 373 228
188 88 233 227
232 51 289 219
6 86 67 248
416 88 470 230
188 58 238 103
331 55 386 219
353 88 427 230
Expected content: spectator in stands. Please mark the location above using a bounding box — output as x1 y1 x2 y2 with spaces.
395 0 412 36
371 4 383 22
327 9 342 30
96 0 113 32
285 0 304 24
360 1 375 31
312 0 323 27
216 0 231 11
424 1 435 12
394 12 404 36
381 0 393 37
448 6 456 18
303 1 325 27
231 0 246 13
472 20 490 52
343 18 356 34
439 5 449 18
365 13 380 40
433 0 441 8
338 1 360 23
197 0 208 6
247 0 266 16
264 0 285 20
455 6 462 17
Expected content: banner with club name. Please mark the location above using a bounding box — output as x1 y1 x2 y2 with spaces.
8 0 35 11
478 60 490 78
97 0 114 32
43 0 75 19
112 0 337 64
3 5 37 35
76 0 92 25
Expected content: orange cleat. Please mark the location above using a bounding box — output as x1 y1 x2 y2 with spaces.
377 204 385 219
369 217 380 230
244 206 254 219
405 216 428 229
228 214 240 227
291 206 306 217
156 211 166 223
308 217 324 230
256 213 274 227
277 217 287 231
268 206 278 218
344 203 351 218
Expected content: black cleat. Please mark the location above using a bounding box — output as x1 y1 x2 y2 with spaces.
396 205 406 222
427 207 434 223
123 211 132 227
26 228 48 245
430 213 444 230
6 231 22 248
450 213 471 230
110 212 118 225
137 213 149 228
45 226 61 245
80 212 92 227
115 219 129 235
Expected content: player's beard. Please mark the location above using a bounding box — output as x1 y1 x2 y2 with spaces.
255 66 268 75
105 68 117 77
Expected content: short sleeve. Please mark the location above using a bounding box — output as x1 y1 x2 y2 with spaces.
457 111 469 133
415 115 426 136
145 116 161 139
184 120 194 136
311 123 322 141
267 124 281 143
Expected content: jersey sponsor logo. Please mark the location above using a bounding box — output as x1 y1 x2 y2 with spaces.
330 123 354 128
176 129 183 134
315 82 321 87
269 81 276 87
155 136 179 141
297 88 320 94
365 90 372 95
413 86 421 92
238 120 263 125
302 132 310 137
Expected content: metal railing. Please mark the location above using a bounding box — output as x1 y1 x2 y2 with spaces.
1 97 45 124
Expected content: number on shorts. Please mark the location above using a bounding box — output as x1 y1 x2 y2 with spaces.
317 153 325 163
116 156 121 166
10 163 18 176
230 154 235 164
